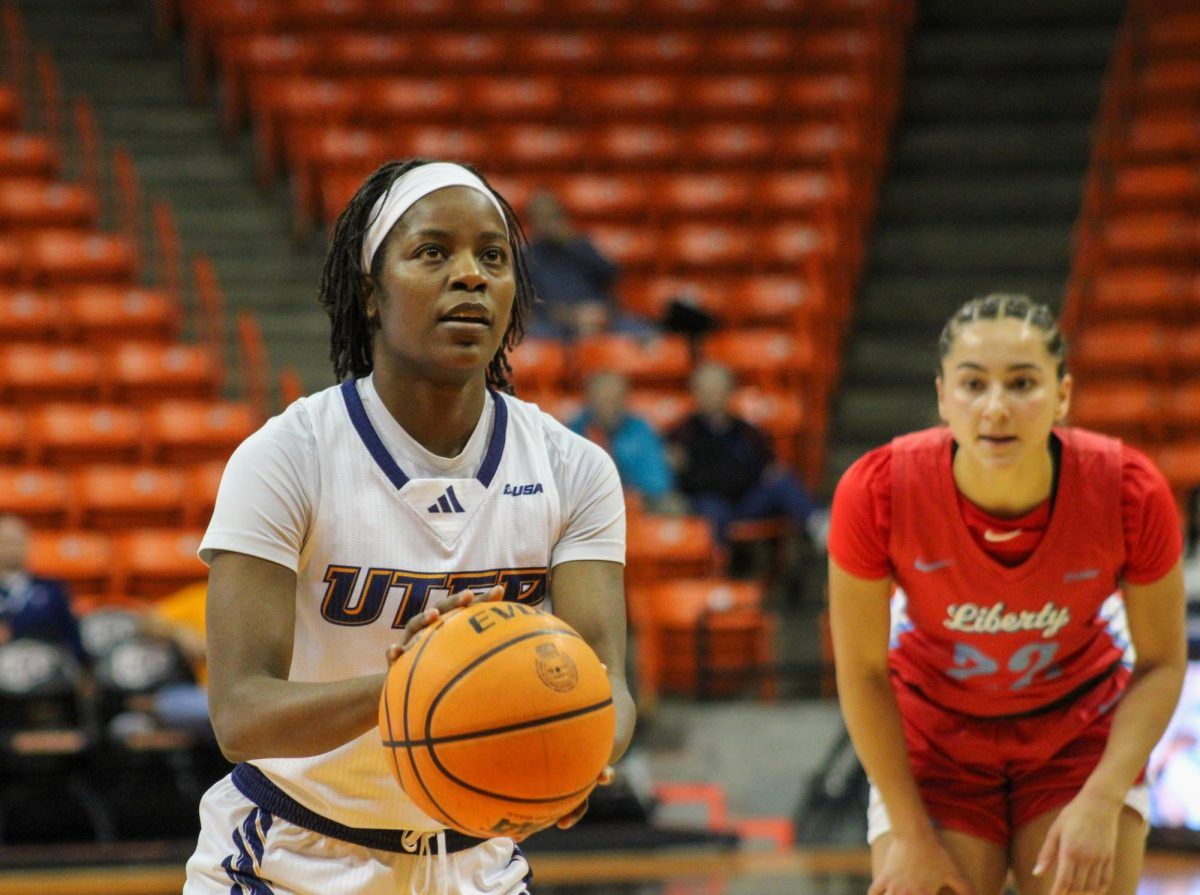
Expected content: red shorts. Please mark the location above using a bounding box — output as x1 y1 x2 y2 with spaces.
890 667 1139 846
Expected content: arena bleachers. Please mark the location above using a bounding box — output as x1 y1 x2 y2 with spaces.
1066 0 1200 509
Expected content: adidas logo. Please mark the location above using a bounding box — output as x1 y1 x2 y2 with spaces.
427 485 466 514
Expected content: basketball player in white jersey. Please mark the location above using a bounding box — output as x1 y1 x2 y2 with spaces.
182 160 636 895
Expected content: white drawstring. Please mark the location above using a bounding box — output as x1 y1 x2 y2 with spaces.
403 829 456 895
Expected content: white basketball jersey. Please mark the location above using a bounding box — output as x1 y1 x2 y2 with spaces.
254 381 569 831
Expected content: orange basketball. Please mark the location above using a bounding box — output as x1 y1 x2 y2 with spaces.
378 602 615 839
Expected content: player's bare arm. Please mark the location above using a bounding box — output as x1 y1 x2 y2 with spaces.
206 550 390 762
829 559 975 895
549 558 636 764
1028 560 1187 895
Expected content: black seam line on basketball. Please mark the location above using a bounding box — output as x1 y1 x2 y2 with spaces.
423 626 585 745
400 617 469 833
384 697 614 749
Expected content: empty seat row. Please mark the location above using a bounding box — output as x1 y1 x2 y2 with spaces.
0 341 219 405
28 528 207 601
0 462 223 531
0 400 257 466
0 286 179 344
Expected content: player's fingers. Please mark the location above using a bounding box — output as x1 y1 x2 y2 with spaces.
385 643 404 665
1096 858 1113 894
597 765 615 786
947 870 976 895
865 876 887 895
442 584 504 612
1033 829 1059 880
556 798 589 829
400 607 440 644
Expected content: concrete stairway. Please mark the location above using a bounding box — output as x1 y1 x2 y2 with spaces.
14 0 334 403
826 0 1126 487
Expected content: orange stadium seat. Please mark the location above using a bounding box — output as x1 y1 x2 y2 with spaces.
755 170 851 219
705 30 795 70
62 285 179 345
1109 163 1200 209
724 276 820 328
511 32 607 71
0 235 22 284
730 386 808 469
508 338 569 394
775 122 862 165
683 75 779 119
624 514 719 590
577 75 683 120
28 530 114 599
684 122 774 167
363 77 465 124
757 221 832 269
662 222 748 273
587 224 660 273
73 465 189 531
626 389 693 433
0 467 74 528
556 0 638 23
555 174 647 223
606 31 703 70
641 0 723 24
1069 382 1163 442
655 174 753 219
184 460 226 528
0 288 60 342
463 77 562 122
114 529 207 600
1154 440 1200 500
0 344 104 405
575 333 692 389
1099 213 1195 261
1119 115 1200 161
0 134 59 179
144 400 258 465
0 180 98 231
318 32 415 80
620 276 720 322
590 123 680 167
703 328 821 394
250 77 359 182
636 577 773 698
107 342 221 403
1166 382 1200 435
0 84 22 129
781 72 874 117
420 32 507 70
215 33 322 133
489 125 586 171
0 406 25 463
1070 321 1169 379
398 125 490 165
457 0 547 27
26 404 144 467
21 230 138 285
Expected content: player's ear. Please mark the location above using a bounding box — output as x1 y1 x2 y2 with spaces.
935 374 947 423
1055 372 1072 422
362 275 380 327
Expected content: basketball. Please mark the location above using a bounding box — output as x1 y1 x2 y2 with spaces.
378 602 616 839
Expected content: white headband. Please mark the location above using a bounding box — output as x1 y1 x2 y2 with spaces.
360 162 508 271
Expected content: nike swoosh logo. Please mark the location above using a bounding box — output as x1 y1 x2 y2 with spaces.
983 528 1022 543
914 558 952 573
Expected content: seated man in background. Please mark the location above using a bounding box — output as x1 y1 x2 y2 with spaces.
570 371 688 515
525 189 654 340
0 514 87 666
668 362 826 548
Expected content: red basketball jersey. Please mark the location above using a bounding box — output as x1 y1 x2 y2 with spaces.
888 426 1127 717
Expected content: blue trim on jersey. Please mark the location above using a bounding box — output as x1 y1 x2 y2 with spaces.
232 763 487 854
340 379 508 489
476 389 507 487
341 379 410 489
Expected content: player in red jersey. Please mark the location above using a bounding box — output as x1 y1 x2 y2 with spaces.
828 294 1186 895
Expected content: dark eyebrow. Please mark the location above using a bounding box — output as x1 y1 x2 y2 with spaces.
953 362 1042 372
408 228 509 243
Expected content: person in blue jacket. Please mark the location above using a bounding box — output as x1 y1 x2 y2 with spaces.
0 514 87 666
569 371 686 514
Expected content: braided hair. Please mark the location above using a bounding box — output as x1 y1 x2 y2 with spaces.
937 293 1067 380
318 158 535 392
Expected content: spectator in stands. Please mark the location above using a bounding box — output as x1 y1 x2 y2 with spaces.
0 514 87 666
570 371 687 514
525 189 653 340
667 362 826 548
136 580 212 740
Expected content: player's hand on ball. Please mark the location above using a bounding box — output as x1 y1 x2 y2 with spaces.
555 765 615 830
385 585 505 666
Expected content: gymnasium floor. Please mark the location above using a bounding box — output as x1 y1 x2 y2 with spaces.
1 846 1198 895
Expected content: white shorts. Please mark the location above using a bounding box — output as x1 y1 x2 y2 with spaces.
865 783 1152 845
184 771 531 895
